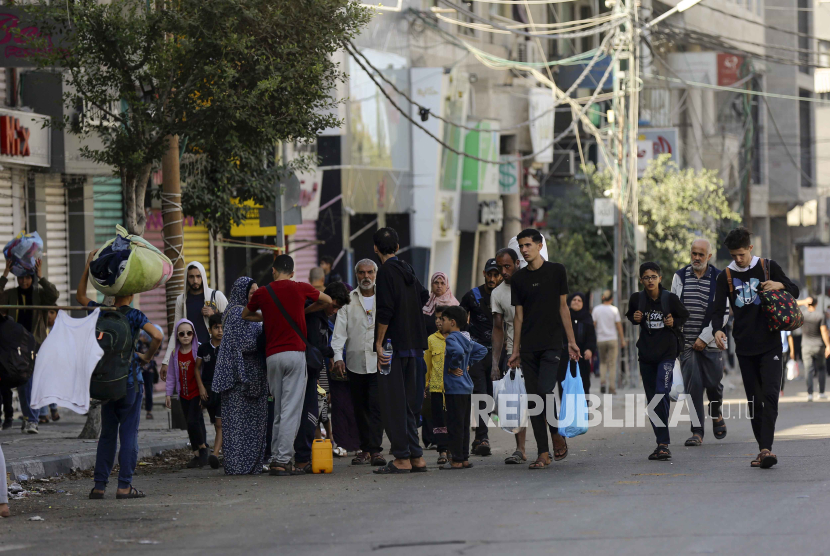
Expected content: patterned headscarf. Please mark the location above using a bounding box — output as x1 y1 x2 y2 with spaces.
212 276 265 397
422 271 459 315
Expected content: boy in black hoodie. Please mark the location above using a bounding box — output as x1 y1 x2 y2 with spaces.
373 227 430 474
626 262 689 461
712 227 798 469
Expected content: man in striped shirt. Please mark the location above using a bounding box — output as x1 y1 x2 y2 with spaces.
671 239 729 446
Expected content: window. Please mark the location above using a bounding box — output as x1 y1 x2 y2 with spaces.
820 41 830 68
799 89 813 187
798 0 810 73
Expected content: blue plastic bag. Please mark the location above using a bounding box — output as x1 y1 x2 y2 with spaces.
558 361 589 438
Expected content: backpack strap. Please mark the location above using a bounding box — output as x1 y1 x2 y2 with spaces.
472 287 482 304
725 268 734 296
762 258 770 282
210 289 217 306
660 289 671 318
638 290 648 314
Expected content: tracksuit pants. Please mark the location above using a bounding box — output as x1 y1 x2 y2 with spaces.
679 349 724 438
736 348 783 451
639 359 674 445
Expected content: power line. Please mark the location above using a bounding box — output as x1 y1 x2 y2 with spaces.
644 73 830 105
699 2 818 41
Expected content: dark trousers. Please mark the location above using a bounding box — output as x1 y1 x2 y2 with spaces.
378 357 424 460
416 357 431 446
179 396 206 449
17 377 38 423
347 370 384 455
521 349 561 456
141 372 154 411
804 347 827 395
429 392 449 452
639 359 674 445
469 350 493 442
0 384 13 421
94 385 142 491
445 394 471 463
680 349 724 437
737 348 783 451
293 365 321 464
557 357 591 397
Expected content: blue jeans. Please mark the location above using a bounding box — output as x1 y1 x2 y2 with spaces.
94 385 143 491
639 359 674 445
38 404 58 417
17 378 38 423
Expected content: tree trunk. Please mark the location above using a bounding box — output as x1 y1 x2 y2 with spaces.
121 163 153 236
161 135 184 334
78 401 102 439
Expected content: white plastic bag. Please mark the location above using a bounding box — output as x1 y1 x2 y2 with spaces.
669 359 684 402
786 359 797 381
492 368 528 434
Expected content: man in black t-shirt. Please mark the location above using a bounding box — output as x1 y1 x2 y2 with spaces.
459 258 502 455
799 297 828 401
509 229 578 470
713 227 799 469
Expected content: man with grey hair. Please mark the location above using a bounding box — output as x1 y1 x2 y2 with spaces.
671 238 729 446
331 258 386 466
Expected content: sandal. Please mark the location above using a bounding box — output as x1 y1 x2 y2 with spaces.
441 462 473 470
751 454 761 468
684 434 703 446
758 449 778 469
38 416 49 424
504 450 526 465
410 465 428 473
370 453 387 466
712 417 727 440
473 439 491 456
269 463 305 476
529 454 551 470
50 409 60 422
352 452 371 465
437 452 448 465
89 488 105 500
553 437 568 461
372 461 411 475
116 486 146 499
648 444 672 461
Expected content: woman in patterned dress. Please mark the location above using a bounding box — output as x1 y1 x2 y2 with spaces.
212 277 268 475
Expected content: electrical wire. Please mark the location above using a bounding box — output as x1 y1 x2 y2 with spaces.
644 73 830 104
761 94 814 186
432 9 623 35
699 2 819 41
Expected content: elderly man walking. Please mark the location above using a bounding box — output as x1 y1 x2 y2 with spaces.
331 259 387 467
671 238 729 446
372 227 429 474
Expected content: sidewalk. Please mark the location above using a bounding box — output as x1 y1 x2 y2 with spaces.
1 394 215 481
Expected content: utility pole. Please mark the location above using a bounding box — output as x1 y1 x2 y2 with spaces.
161 134 184 334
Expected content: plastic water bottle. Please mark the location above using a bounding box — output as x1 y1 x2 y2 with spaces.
380 339 393 375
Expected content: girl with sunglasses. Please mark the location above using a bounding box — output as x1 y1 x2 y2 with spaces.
166 318 209 468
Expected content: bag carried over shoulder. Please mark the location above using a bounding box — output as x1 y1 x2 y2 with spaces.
90 225 173 297
90 306 136 401
264 284 324 370
725 258 803 332
0 314 36 388
558 361 589 438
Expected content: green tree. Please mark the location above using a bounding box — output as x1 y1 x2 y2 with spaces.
639 155 740 285
23 0 371 235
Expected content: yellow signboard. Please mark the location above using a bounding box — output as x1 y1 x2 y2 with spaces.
230 199 297 238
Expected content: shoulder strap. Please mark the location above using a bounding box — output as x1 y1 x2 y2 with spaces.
210 290 216 304
725 268 734 295
265 284 310 348
660 289 671 317
117 305 132 316
762 258 770 282
472 287 482 304
638 290 647 314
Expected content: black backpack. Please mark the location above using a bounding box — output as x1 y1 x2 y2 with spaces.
0 315 36 388
638 289 684 355
90 306 136 401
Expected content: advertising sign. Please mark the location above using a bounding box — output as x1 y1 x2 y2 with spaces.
0 108 50 167
637 127 678 177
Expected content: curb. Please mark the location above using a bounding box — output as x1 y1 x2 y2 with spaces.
6 439 190 482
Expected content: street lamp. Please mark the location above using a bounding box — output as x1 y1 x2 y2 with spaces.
644 0 704 28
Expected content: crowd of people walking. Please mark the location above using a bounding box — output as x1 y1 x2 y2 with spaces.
0 223 820 515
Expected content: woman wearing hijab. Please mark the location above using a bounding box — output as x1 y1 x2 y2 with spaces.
422 272 459 336
558 292 598 395
212 277 269 475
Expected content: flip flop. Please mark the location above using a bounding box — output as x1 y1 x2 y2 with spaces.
684 434 703 446
553 438 568 461
759 450 778 469
713 417 727 440
410 465 428 473
372 461 410 475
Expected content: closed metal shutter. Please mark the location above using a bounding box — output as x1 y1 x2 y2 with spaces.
0 168 24 270
93 176 123 247
44 175 69 304
288 220 318 284
139 208 169 342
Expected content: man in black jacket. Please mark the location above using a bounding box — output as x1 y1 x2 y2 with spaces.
713 227 799 469
292 282 350 473
372 227 429 474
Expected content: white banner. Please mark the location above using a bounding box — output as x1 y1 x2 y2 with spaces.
0 109 50 167
528 88 555 163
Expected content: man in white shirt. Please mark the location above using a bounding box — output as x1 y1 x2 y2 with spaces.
592 290 626 394
331 259 386 467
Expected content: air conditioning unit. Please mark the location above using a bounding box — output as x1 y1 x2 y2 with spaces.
549 150 576 176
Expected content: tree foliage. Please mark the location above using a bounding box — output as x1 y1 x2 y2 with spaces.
23 0 371 235
639 155 740 283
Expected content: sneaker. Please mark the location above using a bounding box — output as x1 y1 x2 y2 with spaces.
208 454 220 469
198 447 209 467
25 421 39 434
807 394 814 402
186 456 203 469
1 418 12 430
600 385 606 394
820 393 828 400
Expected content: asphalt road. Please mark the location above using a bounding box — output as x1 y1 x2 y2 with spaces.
2 384 829 556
